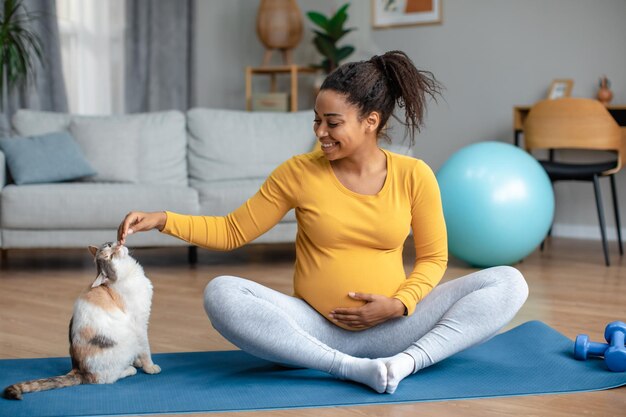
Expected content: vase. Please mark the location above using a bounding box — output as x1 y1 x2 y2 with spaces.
256 0 303 66
597 87 613 105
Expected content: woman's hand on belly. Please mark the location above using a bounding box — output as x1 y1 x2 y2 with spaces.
329 293 407 330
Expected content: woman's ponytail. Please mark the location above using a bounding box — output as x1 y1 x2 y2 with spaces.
320 50 442 146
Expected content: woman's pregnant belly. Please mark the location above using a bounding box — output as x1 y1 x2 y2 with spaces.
294 248 407 330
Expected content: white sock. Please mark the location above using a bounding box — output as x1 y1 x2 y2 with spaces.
333 354 388 393
383 352 416 394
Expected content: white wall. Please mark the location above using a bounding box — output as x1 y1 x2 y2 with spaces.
194 0 626 241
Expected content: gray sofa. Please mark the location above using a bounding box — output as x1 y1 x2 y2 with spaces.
0 109 316 254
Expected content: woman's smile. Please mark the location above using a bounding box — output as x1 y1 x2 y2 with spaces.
320 141 339 152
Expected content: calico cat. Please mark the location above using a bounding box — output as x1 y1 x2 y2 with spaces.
3 242 160 400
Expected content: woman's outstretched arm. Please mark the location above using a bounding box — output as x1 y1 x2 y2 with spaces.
117 159 300 250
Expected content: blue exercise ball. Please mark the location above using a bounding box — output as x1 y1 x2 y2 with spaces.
436 141 554 267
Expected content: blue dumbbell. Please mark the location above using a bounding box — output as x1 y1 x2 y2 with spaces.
574 321 626 372
603 321 626 372
574 334 608 359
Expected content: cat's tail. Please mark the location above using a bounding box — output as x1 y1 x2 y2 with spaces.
3 369 83 400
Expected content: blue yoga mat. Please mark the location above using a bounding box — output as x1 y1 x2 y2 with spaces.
1 321 624 417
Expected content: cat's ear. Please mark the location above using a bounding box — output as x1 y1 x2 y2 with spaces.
88 246 98 257
91 273 109 288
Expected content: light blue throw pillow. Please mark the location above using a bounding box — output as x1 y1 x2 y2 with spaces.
0 131 97 185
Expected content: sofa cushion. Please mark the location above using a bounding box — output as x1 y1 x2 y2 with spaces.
12 110 188 186
192 178 296 222
187 108 316 183
69 118 141 183
0 132 96 185
1 183 199 229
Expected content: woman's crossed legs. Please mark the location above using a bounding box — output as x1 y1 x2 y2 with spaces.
204 266 528 394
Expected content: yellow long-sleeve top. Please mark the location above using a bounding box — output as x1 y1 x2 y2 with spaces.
162 149 448 329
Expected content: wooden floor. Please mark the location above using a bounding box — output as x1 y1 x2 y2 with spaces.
0 237 624 416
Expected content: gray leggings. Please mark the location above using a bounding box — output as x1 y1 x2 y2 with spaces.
204 266 528 374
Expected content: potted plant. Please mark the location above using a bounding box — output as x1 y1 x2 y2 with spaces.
0 0 44 135
306 3 355 74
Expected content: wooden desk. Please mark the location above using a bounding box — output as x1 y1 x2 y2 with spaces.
513 104 626 146
245 65 318 112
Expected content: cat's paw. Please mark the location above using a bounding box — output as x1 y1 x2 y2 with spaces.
119 366 137 379
133 358 143 368
143 364 161 374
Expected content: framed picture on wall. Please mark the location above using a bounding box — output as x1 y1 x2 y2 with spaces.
372 0 442 29
547 79 574 99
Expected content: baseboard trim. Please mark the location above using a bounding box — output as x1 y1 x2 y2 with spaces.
552 223 624 241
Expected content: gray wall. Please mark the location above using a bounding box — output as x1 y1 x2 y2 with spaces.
194 0 626 241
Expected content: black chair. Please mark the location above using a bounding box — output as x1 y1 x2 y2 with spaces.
524 98 624 266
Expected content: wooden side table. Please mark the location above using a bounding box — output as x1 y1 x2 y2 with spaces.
245 65 318 112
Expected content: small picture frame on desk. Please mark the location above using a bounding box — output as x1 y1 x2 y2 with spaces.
547 79 574 100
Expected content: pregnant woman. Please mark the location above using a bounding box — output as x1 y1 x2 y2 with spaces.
117 50 528 394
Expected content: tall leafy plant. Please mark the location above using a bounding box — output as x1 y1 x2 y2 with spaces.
0 0 44 133
307 3 354 74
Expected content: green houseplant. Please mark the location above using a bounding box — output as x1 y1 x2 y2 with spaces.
306 3 354 74
0 0 44 134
